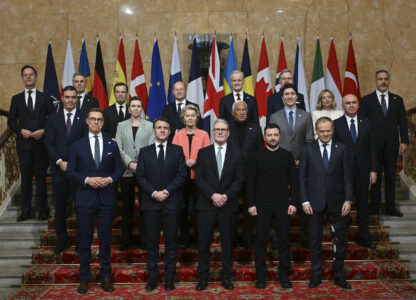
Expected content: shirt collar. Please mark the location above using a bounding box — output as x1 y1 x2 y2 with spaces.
345 114 357 123
318 139 332 148
63 108 77 115
89 132 102 139
155 140 168 148
284 106 296 114
376 90 388 97
25 88 36 93
233 90 243 98
214 142 227 151
175 99 186 106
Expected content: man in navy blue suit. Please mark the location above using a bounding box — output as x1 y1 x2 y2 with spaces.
68 107 123 295
136 117 187 291
45 85 88 254
299 117 353 290
219 70 259 125
333 94 378 249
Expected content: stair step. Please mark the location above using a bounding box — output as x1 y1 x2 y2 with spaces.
387 227 416 244
0 232 42 249
0 217 48 233
381 212 416 228
0 266 26 287
0 287 19 299
0 249 34 266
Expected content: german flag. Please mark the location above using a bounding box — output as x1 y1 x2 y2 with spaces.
92 38 108 111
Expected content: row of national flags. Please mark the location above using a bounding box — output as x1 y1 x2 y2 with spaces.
42 35 361 132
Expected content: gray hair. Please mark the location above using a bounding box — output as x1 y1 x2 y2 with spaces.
213 118 229 130
230 70 244 79
315 116 333 129
231 100 248 111
72 72 86 80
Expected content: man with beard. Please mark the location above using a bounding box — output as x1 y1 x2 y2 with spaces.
246 123 298 289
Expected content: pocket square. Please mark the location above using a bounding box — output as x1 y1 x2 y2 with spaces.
107 152 112 155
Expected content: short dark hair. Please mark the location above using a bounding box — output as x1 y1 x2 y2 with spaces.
21 65 37 77
264 123 280 134
128 96 143 107
281 83 298 95
375 69 390 80
153 117 170 129
87 107 103 117
113 82 128 93
315 116 333 129
62 85 77 94
72 72 85 79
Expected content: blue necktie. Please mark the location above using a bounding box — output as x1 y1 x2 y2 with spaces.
323 144 328 170
94 136 100 169
289 111 294 133
350 119 357 144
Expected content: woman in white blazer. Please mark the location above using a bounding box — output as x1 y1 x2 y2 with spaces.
312 89 344 137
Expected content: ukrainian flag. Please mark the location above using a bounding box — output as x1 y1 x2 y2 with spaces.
223 36 237 96
78 39 92 96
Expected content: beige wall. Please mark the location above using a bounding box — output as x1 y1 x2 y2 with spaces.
1 0 415 110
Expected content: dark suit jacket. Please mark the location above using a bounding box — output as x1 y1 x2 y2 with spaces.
162 100 203 140
228 121 263 165
219 93 259 125
299 141 353 213
102 104 131 138
67 134 123 206
333 115 378 178
195 143 245 212
45 110 88 175
359 91 408 150
8 90 55 151
79 95 99 113
266 91 306 124
136 143 187 211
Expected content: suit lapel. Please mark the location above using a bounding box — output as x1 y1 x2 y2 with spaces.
356 117 366 142
208 145 220 180
34 91 42 112
327 142 338 173
293 110 304 136
372 92 385 116
280 110 293 137
340 115 353 143
83 136 96 170
313 142 326 171
58 111 69 138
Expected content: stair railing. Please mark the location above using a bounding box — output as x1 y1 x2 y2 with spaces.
404 107 416 181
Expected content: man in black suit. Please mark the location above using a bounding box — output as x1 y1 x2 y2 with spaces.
266 69 306 124
219 70 259 125
195 119 245 291
45 85 88 254
73 72 99 113
162 81 202 141
8 65 55 221
136 117 187 291
67 108 123 294
102 82 131 138
247 123 298 289
228 101 263 249
333 94 378 249
299 117 353 289
359 70 409 217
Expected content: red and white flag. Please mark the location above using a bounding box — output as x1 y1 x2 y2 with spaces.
61 40 75 97
130 37 148 116
343 37 361 101
255 36 272 131
325 37 343 108
203 37 224 137
275 37 288 91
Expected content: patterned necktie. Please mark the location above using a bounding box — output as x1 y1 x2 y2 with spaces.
350 119 357 144
236 93 241 101
380 94 388 116
216 146 223 179
27 90 34 114
322 143 328 170
289 111 294 133
77 96 82 110
66 113 72 135
94 136 100 169
177 103 182 119
158 144 165 168
118 105 124 121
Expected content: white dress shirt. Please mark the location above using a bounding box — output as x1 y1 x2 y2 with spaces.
376 90 389 110
64 108 77 125
89 132 103 161
233 90 243 102
318 139 332 160
345 115 358 138
116 103 125 117
24 88 36 109
214 142 227 168
78 92 86 108
155 140 168 159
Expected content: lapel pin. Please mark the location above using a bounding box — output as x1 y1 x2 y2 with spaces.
108 141 111 144
249 127 252 130
77 117 79 120
108 152 112 155
335 144 339 148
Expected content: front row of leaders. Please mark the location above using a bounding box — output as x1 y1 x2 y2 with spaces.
59 87 356 294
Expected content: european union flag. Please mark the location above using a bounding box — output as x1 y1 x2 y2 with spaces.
147 39 166 121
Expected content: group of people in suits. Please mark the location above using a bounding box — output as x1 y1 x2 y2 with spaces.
7 64 409 294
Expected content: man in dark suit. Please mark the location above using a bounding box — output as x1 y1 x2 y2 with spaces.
219 70 259 125
102 82 131 138
333 94 378 249
228 101 263 249
67 108 123 294
266 69 306 124
8 65 55 221
247 123 298 289
300 117 353 289
136 117 187 291
73 72 99 113
162 81 202 141
195 119 245 291
359 70 409 217
45 85 88 254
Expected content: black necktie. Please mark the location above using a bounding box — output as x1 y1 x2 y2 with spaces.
118 105 124 121
289 111 294 133
322 143 328 170
381 94 388 116
66 112 72 135
158 144 165 168
94 136 100 169
27 90 34 114
350 119 357 144
177 103 182 119
77 96 82 110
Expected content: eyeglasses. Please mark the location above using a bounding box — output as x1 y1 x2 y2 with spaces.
213 128 228 133
89 117 104 123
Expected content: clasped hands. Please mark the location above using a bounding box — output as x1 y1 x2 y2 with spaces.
86 177 112 189
212 193 227 207
153 189 169 202
21 129 44 140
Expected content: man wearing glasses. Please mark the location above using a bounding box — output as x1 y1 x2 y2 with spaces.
68 108 123 295
266 69 306 124
194 119 245 291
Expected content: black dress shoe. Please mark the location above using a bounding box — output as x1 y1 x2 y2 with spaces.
370 208 380 216
37 213 49 221
334 277 351 289
146 279 158 291
77 281 88 294
101 277 114 292
280 277 292 289
164 278 175 291
255 280 266 289
358 239 376 250
119 243 130 251
386 209 403 217
196 279 208 291
221 279 234 290
17 214 30 222
54 240 70 254
301 240 309 249
309 276 322 288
